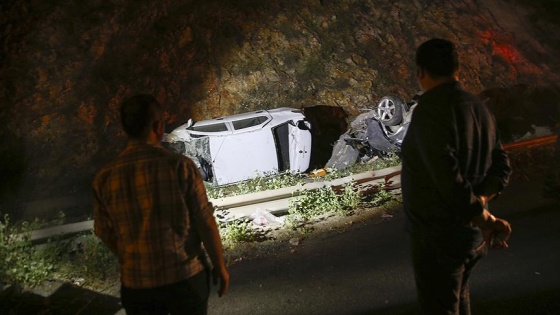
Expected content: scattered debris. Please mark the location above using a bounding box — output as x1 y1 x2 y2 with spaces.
289 238 300 246
249 209 285 227
73 278 85 286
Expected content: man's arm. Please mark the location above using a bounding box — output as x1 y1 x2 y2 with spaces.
476 128 512 198
471 126 513 248
92 187 119 256
195 211 230 297
183 160 230 297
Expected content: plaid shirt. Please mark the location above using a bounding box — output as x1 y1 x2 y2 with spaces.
93 140 214 289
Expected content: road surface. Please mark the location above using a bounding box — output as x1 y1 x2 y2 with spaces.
208 175 560 315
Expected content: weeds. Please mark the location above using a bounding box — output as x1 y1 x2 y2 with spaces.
352 152 401 173
338 183 362 212
219 219 260 246
320 153 401 180
0 211 120 290
206 171 305 199
66 232 119 281
0 215 56 288
287 182 362 227
364 185 394 207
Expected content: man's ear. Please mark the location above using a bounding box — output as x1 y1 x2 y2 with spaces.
416 67 428 92
416 67 425 79
153 120 164 135
453 69 460 81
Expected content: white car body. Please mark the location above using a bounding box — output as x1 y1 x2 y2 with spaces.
164 107 312 185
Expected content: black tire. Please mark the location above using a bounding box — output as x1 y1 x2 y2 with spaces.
375 95 404 126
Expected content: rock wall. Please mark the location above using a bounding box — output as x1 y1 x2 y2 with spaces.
1 0 559 219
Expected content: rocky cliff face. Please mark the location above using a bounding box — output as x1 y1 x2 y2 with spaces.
1 0 559 219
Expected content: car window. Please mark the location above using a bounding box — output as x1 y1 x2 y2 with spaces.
190 123 228 132
232 116 269 130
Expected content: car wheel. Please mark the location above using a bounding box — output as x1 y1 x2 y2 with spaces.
375 95 404 126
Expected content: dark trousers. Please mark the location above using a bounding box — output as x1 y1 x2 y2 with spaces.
120 269 210 315
410 235 488 315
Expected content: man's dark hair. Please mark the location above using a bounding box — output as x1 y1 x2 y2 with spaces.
415 38 459 78
120 94 162 139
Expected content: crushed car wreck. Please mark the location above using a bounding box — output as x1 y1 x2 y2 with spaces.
326 93 418 170
164 108 312 186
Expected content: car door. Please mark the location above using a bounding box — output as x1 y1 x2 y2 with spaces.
272 120 312 173
288 120 312 172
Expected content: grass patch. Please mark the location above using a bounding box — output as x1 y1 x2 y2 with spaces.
219 219 262 247
0 215 57 289
0 212 118 291
286 182 386 228
55 232 119 286
206 171 306 199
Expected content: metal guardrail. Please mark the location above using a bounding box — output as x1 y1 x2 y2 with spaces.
27 166 402 243
25 134 558 243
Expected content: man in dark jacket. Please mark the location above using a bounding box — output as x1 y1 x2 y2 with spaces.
401 38 512 315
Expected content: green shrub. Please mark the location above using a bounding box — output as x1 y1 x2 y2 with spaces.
319 153 401 180
337 183 362 212
219 219 260 246
71 232 119 281
0 215 55 288
288 182 362 226
365 186 394 207
351 152 401 173
207 171 305 199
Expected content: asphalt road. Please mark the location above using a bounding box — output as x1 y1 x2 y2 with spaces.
208 175 560 315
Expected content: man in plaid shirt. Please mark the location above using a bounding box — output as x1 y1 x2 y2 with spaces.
93 94 229 314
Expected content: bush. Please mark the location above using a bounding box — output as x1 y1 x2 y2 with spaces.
365 186 394 207
288 182 362 225
207 171 305 199
0 215 55 288
71 232 119 281
219 219 260 246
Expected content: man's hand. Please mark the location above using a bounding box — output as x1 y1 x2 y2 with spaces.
472 207 512 249
213 265 230 297
487 218 512 249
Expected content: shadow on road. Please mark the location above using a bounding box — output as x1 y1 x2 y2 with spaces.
0 282 121 315
3 283 558 315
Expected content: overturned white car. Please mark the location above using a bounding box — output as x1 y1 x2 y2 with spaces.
164 108 312 186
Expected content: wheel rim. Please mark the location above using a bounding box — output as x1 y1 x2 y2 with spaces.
377 98 395 121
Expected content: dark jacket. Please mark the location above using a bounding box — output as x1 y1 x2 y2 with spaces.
401 81 511 246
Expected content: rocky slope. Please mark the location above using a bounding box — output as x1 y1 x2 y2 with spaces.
0 0 559 219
